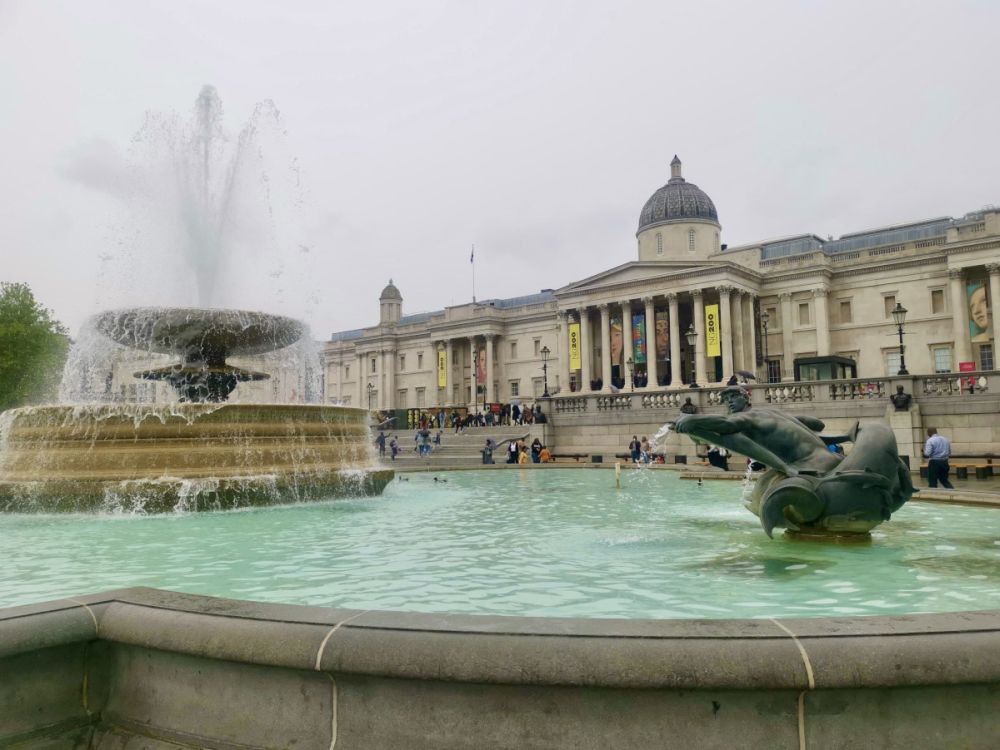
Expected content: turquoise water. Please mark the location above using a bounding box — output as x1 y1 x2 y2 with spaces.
2 469 999 619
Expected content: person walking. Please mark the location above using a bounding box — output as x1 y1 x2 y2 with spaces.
507 439 519 464
375 431 386 458
389 436 399 461
923 427 954 489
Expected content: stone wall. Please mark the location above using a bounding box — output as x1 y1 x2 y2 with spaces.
2 588 999 749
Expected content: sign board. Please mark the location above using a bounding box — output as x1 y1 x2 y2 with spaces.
705 304 721 357
569 323 581 370
437 350 447 388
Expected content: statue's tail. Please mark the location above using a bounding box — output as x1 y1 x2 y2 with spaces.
759 476 824 538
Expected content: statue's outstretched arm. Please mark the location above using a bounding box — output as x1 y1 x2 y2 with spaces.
796 416 826 432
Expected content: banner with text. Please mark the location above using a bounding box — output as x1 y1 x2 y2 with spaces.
437 350 447 388
632 313 647 364
569 322 581 370
705 304 721 357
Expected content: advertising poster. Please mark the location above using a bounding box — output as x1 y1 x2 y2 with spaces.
654 309 669 360
437 350 447 388
632 313 646 364
967 280 992 343
705 304 721 357
569 322 581 370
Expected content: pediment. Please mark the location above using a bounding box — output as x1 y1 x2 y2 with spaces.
556 260 720 297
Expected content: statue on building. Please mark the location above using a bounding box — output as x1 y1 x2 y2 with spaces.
673 386 914 539
889 385 912 412
679 397 698 414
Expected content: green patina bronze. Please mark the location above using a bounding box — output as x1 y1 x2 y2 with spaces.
674 386 915 538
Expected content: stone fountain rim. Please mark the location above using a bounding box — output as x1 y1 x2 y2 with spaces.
2 587 998 691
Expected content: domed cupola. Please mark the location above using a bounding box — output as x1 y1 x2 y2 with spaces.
636 156 721 261
379 279 402 325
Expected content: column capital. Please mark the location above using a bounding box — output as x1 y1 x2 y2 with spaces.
812 287 829 298
690 288 703 298
642 295 654 305
665 291 678 302
483 333 495 342
779 291 793 301
598 303 609 313
716 284 735 294
436 341 446 350
948 268 965 280
619 299 631 308
986 263 1000 275
557 309 569 321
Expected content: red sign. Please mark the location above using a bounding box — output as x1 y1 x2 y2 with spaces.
959 361 977 391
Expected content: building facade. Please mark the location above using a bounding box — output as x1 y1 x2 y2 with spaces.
323 157 999 411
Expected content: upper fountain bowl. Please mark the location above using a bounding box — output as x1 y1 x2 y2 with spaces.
95 307 305 361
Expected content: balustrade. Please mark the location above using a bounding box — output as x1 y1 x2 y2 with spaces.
919 373 990 396
595 395 633 411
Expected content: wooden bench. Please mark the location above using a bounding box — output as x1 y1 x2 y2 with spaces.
550 453 589 463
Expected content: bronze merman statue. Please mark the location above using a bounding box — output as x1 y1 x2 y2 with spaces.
674 386 914 539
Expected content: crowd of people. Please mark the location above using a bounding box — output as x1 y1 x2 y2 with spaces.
481 437 551 465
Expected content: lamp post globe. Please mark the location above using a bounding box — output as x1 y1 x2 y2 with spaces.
684 324 698 388
891 302 909 375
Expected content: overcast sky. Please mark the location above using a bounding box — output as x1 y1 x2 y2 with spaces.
2 1 998 339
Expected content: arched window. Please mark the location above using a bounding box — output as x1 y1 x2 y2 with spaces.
688 229 696 251
656 233 663 255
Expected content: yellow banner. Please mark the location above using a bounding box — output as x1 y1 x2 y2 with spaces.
705 304 721 357
569 322 581 370
437 350 447 388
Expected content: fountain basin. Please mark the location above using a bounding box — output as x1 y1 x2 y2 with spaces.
0 403 391 512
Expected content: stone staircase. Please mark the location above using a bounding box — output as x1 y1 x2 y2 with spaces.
373 425 546 469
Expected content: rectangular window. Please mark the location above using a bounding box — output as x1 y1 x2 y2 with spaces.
931 289 945 314
399 355 406 371
798 302 810 326
452 350 458 365
884 295 896 319
533 339 541 357
509 380 520 397
766 359 781 383
397 389 407 409
416 387 426 408
980 344 994 372
885 350 902 376
933 346 952 373
370 358 376 373
510 342 518 360
839 300 852 323
532 377 544 397
765 306 777 328
344 365 350 379
417 353 423 369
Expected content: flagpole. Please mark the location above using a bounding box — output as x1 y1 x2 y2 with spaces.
471 243 476 303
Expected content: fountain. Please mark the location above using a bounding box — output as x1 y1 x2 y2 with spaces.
0 88 391 512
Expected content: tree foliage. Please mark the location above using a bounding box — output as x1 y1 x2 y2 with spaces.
0 283 70 411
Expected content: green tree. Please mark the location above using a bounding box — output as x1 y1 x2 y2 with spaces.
0 283 70 411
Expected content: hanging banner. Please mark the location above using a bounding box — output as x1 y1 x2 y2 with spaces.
967 280 992 343
610 317 624 367
569 322 581 370
476 347 486 385
654 309 669 360
705 304 721 357
437 350 447 387
632 313 647 364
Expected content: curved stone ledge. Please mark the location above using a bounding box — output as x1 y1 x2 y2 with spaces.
3 588 1000 749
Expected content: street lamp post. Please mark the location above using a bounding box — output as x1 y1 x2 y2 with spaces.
367 382 375 411
684 324 699 388
760 310 770 382
891 302 909 375
541 345 551 397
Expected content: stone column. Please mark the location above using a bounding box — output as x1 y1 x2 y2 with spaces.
558 310 571 394
988 263 1000 360
356 351 365 408
731 291 745 373
580 307 592 391
485 335 495 404
620 300 632 387
718 285 734 383
643 296 657 388
668 292 682 387
599 303 612 392
744 293 759 379
950 269 972 368
814 287 831 357
692 289 707 386
467 336 478 411
445 339 454 405
779 292 794 381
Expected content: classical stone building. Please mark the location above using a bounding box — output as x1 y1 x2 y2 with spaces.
323 157 999 411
